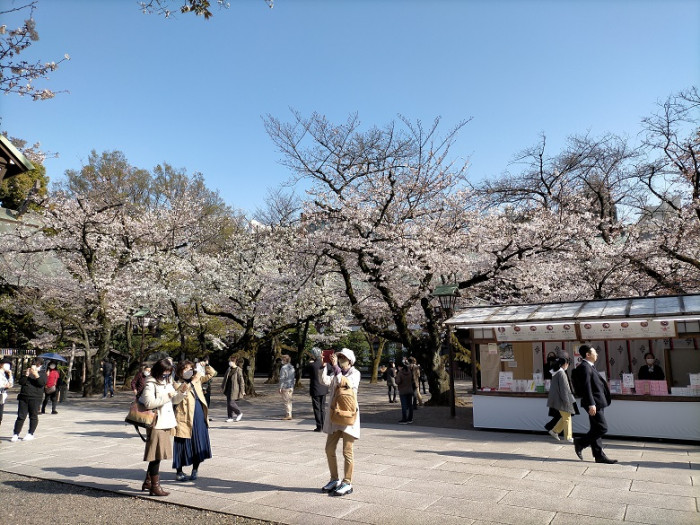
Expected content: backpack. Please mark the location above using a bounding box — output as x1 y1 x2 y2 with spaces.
330 376 358 426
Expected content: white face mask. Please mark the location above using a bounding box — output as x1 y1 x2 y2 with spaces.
49 364 56 369
182 369 194 380
229 361 235 367
2 363 10 371
143 371 150 377
646 358 655 365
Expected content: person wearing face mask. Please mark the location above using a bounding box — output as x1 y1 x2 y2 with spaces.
41 361 61 415
546 357 576 442
140 358 182 496
1 358 15 435
638 353 665 381
172 359 217 481
320 348 361 497
221 355 245 422
131 363 151 400
11 357 47 442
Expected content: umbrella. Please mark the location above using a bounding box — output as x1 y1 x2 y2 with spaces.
38 352 68 363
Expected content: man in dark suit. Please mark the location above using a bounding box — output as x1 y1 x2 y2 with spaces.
307 348 330 432
571 345 618 464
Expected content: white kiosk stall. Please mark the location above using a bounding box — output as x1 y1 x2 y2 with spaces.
446 294 700 441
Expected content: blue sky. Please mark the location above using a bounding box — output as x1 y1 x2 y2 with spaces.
1 0 698 215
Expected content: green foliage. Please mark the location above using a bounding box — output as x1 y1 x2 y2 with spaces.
334 331 371 368
0 164 48 211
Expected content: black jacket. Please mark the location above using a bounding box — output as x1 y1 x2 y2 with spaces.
307 359 329 397
572 361 611 410
18 370 48 400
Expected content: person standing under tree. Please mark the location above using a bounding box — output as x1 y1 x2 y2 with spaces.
307 348 329 431
221 356 245 422
101 358 114 398
278 355 295 420
0 358 14 433
41 361 60 414
11 357 47 442
320 348 360 497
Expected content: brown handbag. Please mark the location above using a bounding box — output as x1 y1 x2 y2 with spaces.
125 400 157 441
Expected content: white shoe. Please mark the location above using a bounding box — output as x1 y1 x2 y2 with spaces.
10 434 19 442
235 413 243 422
548 430 560 441
566 438 574 443
23 434 34 441
321 479 341 493
226 418 234 423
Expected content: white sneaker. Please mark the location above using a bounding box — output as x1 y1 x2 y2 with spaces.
548 430 560 441
330 482 353 496
321 479 341 493
23 434 34 441
10 434 19 442
566 438 574 443
226 418 234 423
235 413 243 422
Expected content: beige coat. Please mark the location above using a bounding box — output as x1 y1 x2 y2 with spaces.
172 365 217 439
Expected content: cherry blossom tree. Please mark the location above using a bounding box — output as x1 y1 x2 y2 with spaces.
0 1 69 101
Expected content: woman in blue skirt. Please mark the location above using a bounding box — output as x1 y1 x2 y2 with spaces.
172 359 217 481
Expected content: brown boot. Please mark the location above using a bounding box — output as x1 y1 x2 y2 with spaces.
141 473 151 492
149 475 169 497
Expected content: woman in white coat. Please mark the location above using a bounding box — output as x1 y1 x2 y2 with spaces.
140 358 186 496
320 348 360 497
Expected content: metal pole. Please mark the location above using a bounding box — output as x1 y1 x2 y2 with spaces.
447 317 456 418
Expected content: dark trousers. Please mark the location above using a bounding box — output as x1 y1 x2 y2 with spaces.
387 384 397 402
545 412 561 431
0 402 4 426
578 407 608 458
399 393 414 422
226 395 242 418
42 391 58 413
14 397 41 435
203 387 211 407
103 375 113 397
311 395 326 430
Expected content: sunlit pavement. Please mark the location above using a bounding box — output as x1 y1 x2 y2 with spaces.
0 379 698 525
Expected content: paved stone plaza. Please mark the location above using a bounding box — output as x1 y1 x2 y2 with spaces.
0 380 698 525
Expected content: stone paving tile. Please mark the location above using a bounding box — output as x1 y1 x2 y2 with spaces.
570 484 697 511
500 490 626 520
402 479 506 502
551 512 647 525
348 471 412 490
427 495 556 524
468 472 574 498
342 501 475 525
624 504 700 525
341 484 443 510
433 461 531 480
583 465 694 484
525 469 632 490
251 490 365 519
386 465 473 484
630 479 700 498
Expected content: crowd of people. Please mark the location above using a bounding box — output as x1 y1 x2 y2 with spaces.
0 343 624 499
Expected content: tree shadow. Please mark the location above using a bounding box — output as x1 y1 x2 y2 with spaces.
66 430 138 439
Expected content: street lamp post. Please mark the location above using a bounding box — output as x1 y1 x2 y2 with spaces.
132 308 152 365
432 284 461 418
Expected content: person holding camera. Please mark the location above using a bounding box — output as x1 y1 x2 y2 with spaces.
307 348 329 432
172 359 217 481
320 348 360 497
11 357 47 442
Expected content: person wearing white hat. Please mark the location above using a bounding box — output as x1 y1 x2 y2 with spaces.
320 348 361 497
